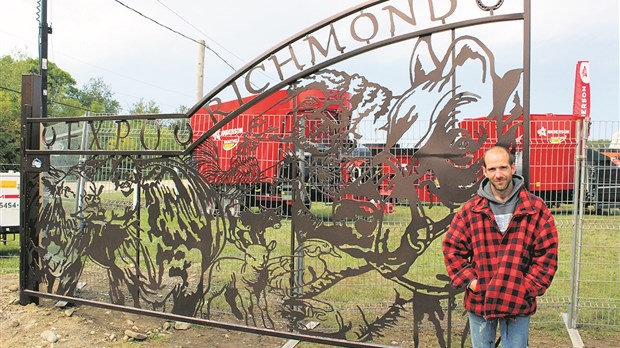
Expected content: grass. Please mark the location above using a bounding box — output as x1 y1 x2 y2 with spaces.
0 234 19 273
1 199 619 344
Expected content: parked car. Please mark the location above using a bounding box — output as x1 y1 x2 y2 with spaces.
585 148 620 213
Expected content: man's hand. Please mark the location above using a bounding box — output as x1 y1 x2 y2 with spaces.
468 279 478 292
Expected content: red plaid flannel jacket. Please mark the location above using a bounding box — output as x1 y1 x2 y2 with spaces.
442 188 559 319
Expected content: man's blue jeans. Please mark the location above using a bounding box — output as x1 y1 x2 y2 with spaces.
468 312 530 348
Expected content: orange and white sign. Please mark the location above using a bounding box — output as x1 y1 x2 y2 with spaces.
214 127 243 151
0 172 20 229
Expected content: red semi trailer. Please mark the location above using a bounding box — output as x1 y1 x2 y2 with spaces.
190 89 350 210
461 114 620 210
459 113 582 205
189 63 617 211
458 62 619 209
189 94 585 211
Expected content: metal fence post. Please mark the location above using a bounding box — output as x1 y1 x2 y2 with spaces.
75 113 90 229
19 74 43 305
567 119 588 329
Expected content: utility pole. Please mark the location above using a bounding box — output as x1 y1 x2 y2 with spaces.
196 40 206 102
39 0 52 118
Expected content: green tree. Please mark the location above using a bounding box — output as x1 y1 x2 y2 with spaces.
0 54 34 166
0 52 88 117
72 77 121 114
0 53 123 166
0 94 20 167
129 98 160 114
176 104 189 114
46 61 81 116
109 99 161 151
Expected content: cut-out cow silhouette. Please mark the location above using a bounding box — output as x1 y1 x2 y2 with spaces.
204 239 277 328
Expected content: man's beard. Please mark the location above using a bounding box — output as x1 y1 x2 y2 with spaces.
491 178 512 193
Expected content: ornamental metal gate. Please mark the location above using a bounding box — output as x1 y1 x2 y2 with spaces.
20 1 533 346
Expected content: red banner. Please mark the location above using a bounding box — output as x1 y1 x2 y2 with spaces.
573 61 590 118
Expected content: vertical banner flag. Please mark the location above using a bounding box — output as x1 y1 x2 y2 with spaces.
573 61 590 118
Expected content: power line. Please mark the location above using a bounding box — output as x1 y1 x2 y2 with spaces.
112 0 238 72
113 0 204 47
206 46 237 72
153 0 278 85
154 0 249 68
0 85 20 94
0 27 186 106
57 52 193 98
1 85 92 112
49 99 92 112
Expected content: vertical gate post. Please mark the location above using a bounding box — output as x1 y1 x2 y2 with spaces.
567 120 581 328
289 94 306 322
567 119 588 327
522 0 532 188
19 74 43 305
562 119 587 347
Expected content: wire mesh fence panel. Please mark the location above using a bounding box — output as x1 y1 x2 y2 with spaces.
573 120 620 327
0 233 19 274
470 118 619 328
8 116 620 348
526 117 581 325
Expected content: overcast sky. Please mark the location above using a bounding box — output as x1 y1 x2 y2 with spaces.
1 0 618 123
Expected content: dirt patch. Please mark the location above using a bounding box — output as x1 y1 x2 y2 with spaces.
2 273 619 347
0 273 287 348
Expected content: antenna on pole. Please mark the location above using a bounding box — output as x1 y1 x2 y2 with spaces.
196 40 206 102
38 0 52 118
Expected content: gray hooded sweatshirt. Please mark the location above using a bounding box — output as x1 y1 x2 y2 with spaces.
477 174 525 234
